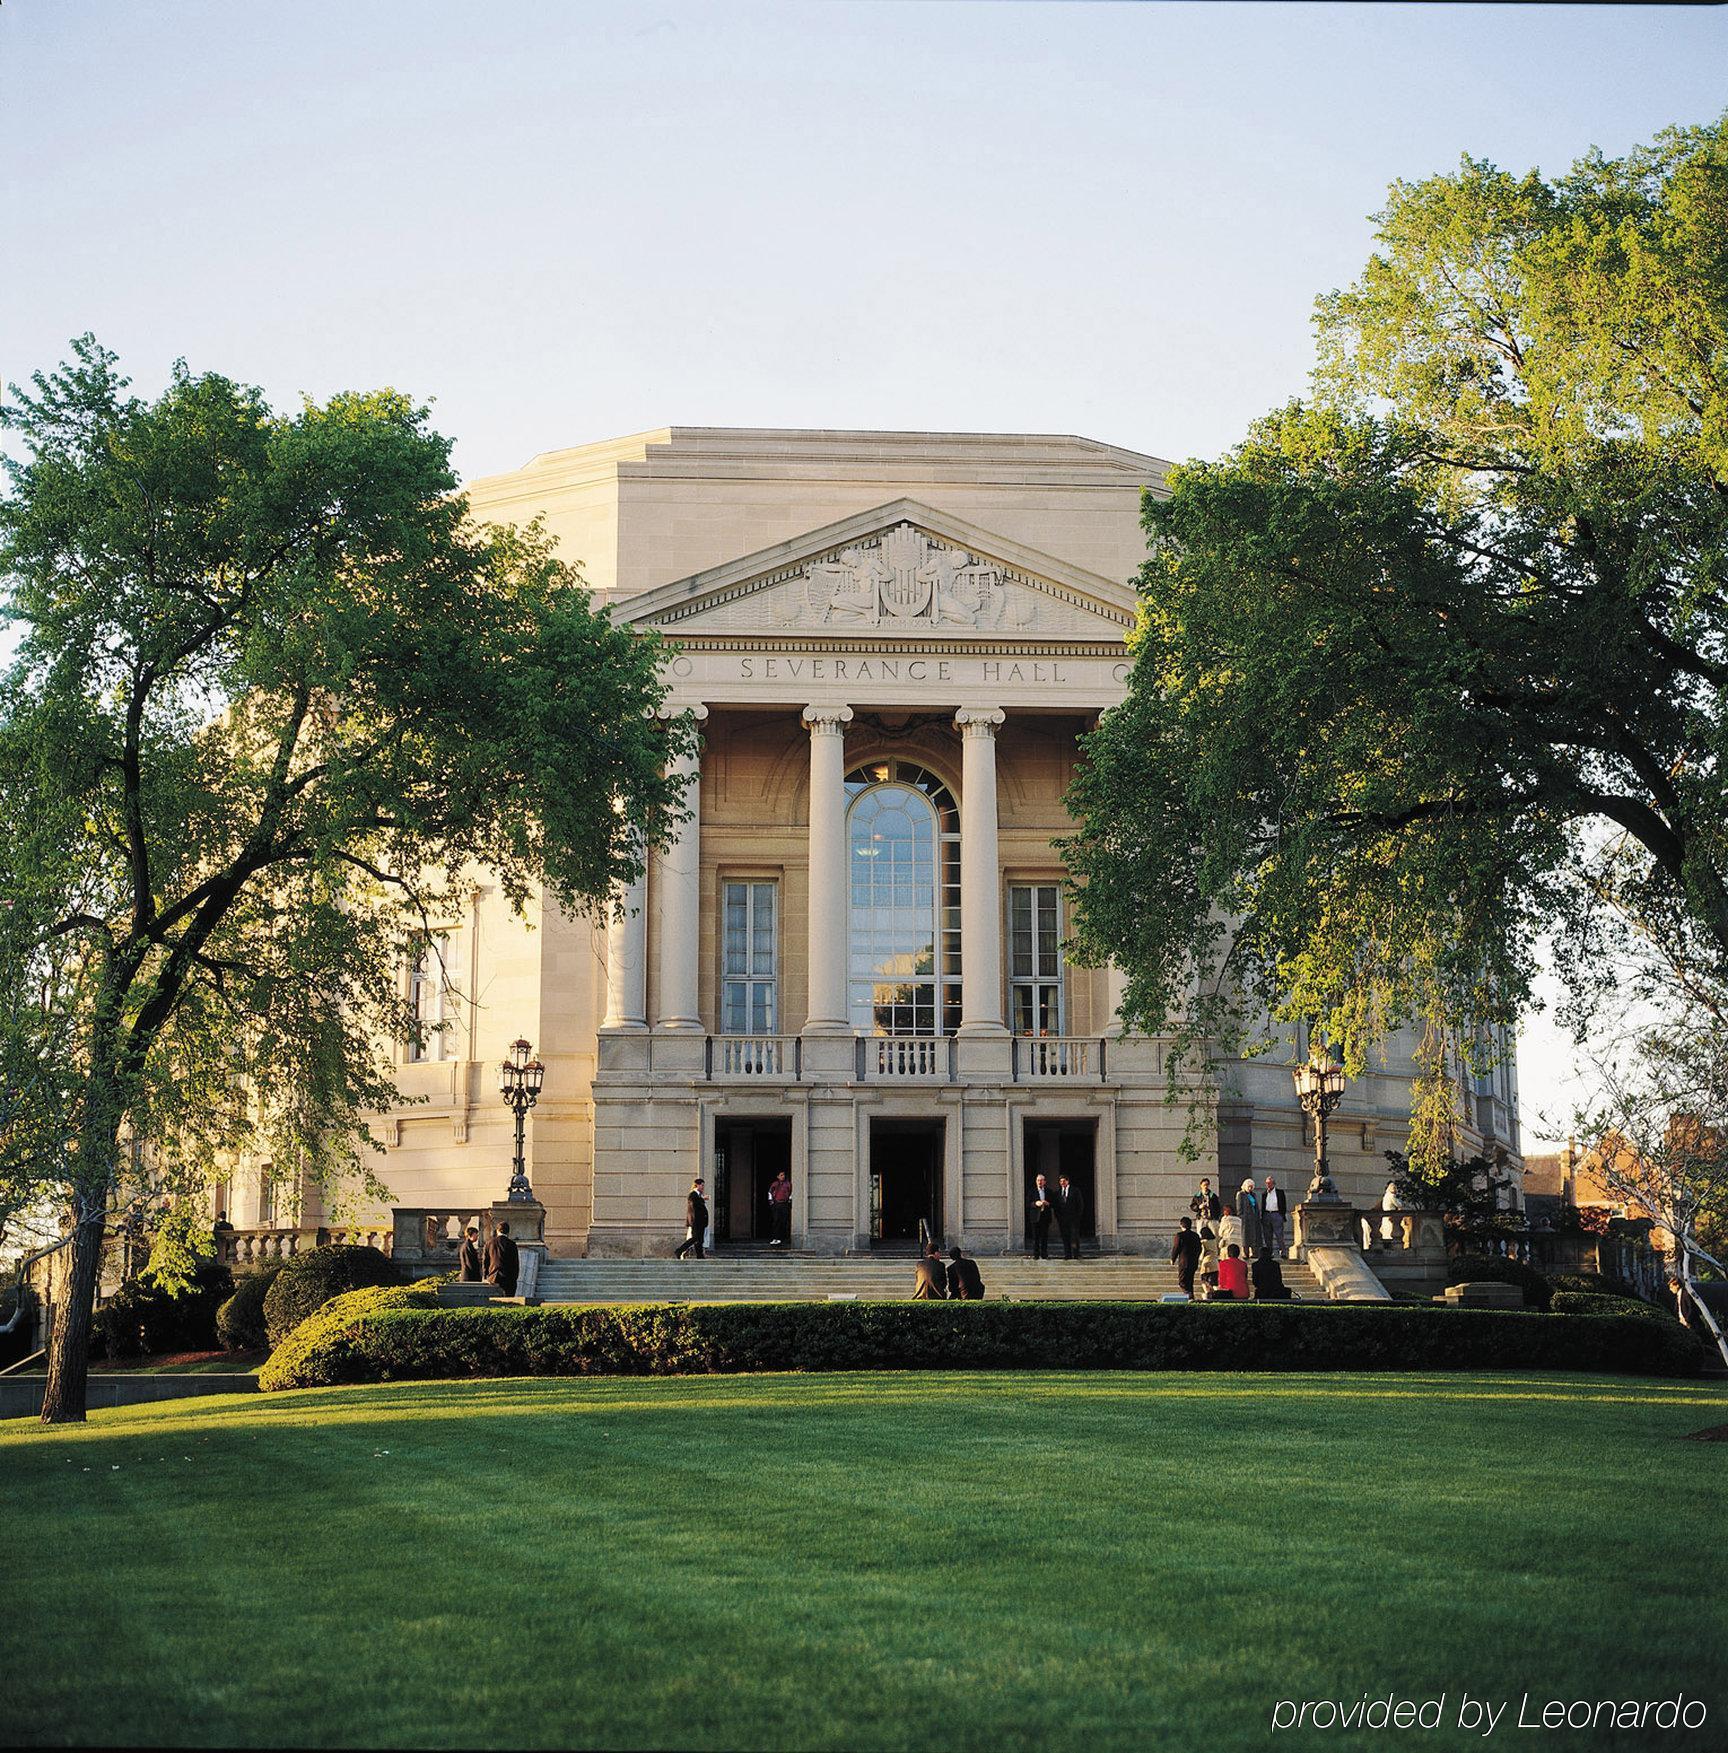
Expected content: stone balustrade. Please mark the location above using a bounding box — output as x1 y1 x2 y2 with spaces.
858 1035 955 1081
218 1226 392 1267
709 1035 801 1079
389 1202 546 1269
1013 1036 1104 1081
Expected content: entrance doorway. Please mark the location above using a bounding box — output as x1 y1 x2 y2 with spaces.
1023 1119 1098 1242
869 1118 945 1246
713 1117 792 1243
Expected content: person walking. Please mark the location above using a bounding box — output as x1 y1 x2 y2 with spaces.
1055 1174 1085 1260
484 1221 520 1296
912 1241 948 1299
675 1177 709 1260
1261 1175 1289 1258
1237 1177 1263 1258
946 1247 986 1300
766 1170 792 1247
1170 1216 1201 1297
1030 1173 1055 1260
458 1223 484 1283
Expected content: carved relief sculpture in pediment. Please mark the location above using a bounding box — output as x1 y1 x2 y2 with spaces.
781 524 1036 629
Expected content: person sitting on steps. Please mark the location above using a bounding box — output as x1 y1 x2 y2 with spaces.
912 1241 948 1299
946 1246 985 1301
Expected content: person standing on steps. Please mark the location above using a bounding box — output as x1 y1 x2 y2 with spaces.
484 1221 520 1296
766 1170 792 1248
458 1223 484 1283
1055 1173 1085 1260
1030 1173 1055 1260
675 1177 709 1260
1237 1177 1263 1259
1190 1177 1222 1225
1261 1174 1289 1258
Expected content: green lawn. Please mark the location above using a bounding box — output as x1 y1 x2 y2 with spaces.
2 1373 1723 1750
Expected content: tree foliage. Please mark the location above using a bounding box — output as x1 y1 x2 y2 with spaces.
1066 116 1728 1131
0 338 690 1417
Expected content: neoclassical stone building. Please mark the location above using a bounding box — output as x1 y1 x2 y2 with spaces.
226 429 1522 1258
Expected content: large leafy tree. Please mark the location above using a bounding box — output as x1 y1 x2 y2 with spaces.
1066 116 1728 1141
0 339 688 1421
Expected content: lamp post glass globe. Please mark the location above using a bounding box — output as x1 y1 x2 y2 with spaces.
499 1036 544 1203
1293 1046 1346 1204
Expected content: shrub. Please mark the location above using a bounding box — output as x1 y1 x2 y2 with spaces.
91 1260 234 1360
1551 1290 1673 1322
1547 1271 1617 1297
258 1281 443 1390
1447 1257 1551 1309
215 1263 287 1351
259 1298 1707 1391
261 1245 398 1348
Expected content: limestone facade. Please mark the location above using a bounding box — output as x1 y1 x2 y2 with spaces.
237 429 1521 1257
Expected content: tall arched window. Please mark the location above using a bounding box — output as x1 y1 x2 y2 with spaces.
845 760 961 1035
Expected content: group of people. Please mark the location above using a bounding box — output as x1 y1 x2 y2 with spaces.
673 1169 794 1258
456 1220 521 1295
912 1243 987 1299
1170 1174 1294 1301
1027 1171 1087 1259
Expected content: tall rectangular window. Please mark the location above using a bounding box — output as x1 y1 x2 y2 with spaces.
722 881 778 1034
1009 883 1063 1036
407 934 449 1063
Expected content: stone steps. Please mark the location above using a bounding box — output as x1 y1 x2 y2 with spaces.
514 1254 1323 1305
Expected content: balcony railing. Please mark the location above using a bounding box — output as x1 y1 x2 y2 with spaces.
707 1035 801 1080
858 1035 956 1081
1013 1036 1106 1081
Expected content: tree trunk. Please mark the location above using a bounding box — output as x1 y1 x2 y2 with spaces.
39 1184 107 1424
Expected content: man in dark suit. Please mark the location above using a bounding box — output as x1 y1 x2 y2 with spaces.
1030 1173 1055 1259
912 1242 947 1299
1170 1216 1201 1297
458 1223 484 1283
675 1178 709 1259
484 1221 520 1296
946 1247 986 1301
1055 1174 1085 1260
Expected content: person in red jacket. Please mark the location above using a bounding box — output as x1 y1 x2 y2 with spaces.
1215 1243 1249 1300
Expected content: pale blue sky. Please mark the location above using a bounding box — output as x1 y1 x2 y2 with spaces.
5 1 1724 1146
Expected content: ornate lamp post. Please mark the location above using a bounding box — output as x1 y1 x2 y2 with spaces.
1293 1045 1347 1203
498 1037 545 1204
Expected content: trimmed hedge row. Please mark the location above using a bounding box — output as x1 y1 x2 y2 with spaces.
258 1282 439 1390
260 1295 1707 1389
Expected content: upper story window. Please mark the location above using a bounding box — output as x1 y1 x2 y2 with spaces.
844 760 960 1036
1009 883 1064 1035
406 933 452 1063
721 880 778 1033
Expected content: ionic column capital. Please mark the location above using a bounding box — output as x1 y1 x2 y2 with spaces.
802 704 854 734
953 707 1006 736
657 701 709 726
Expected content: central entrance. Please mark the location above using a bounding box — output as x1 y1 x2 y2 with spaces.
713 1117 792 1243
869 1118 945 1245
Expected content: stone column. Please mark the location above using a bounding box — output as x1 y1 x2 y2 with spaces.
955 708 1007 1036
801 705 854 1034
656 705 707 1031
600 853 648 1032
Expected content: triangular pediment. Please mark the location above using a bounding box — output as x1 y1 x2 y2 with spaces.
620 500 1135 641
